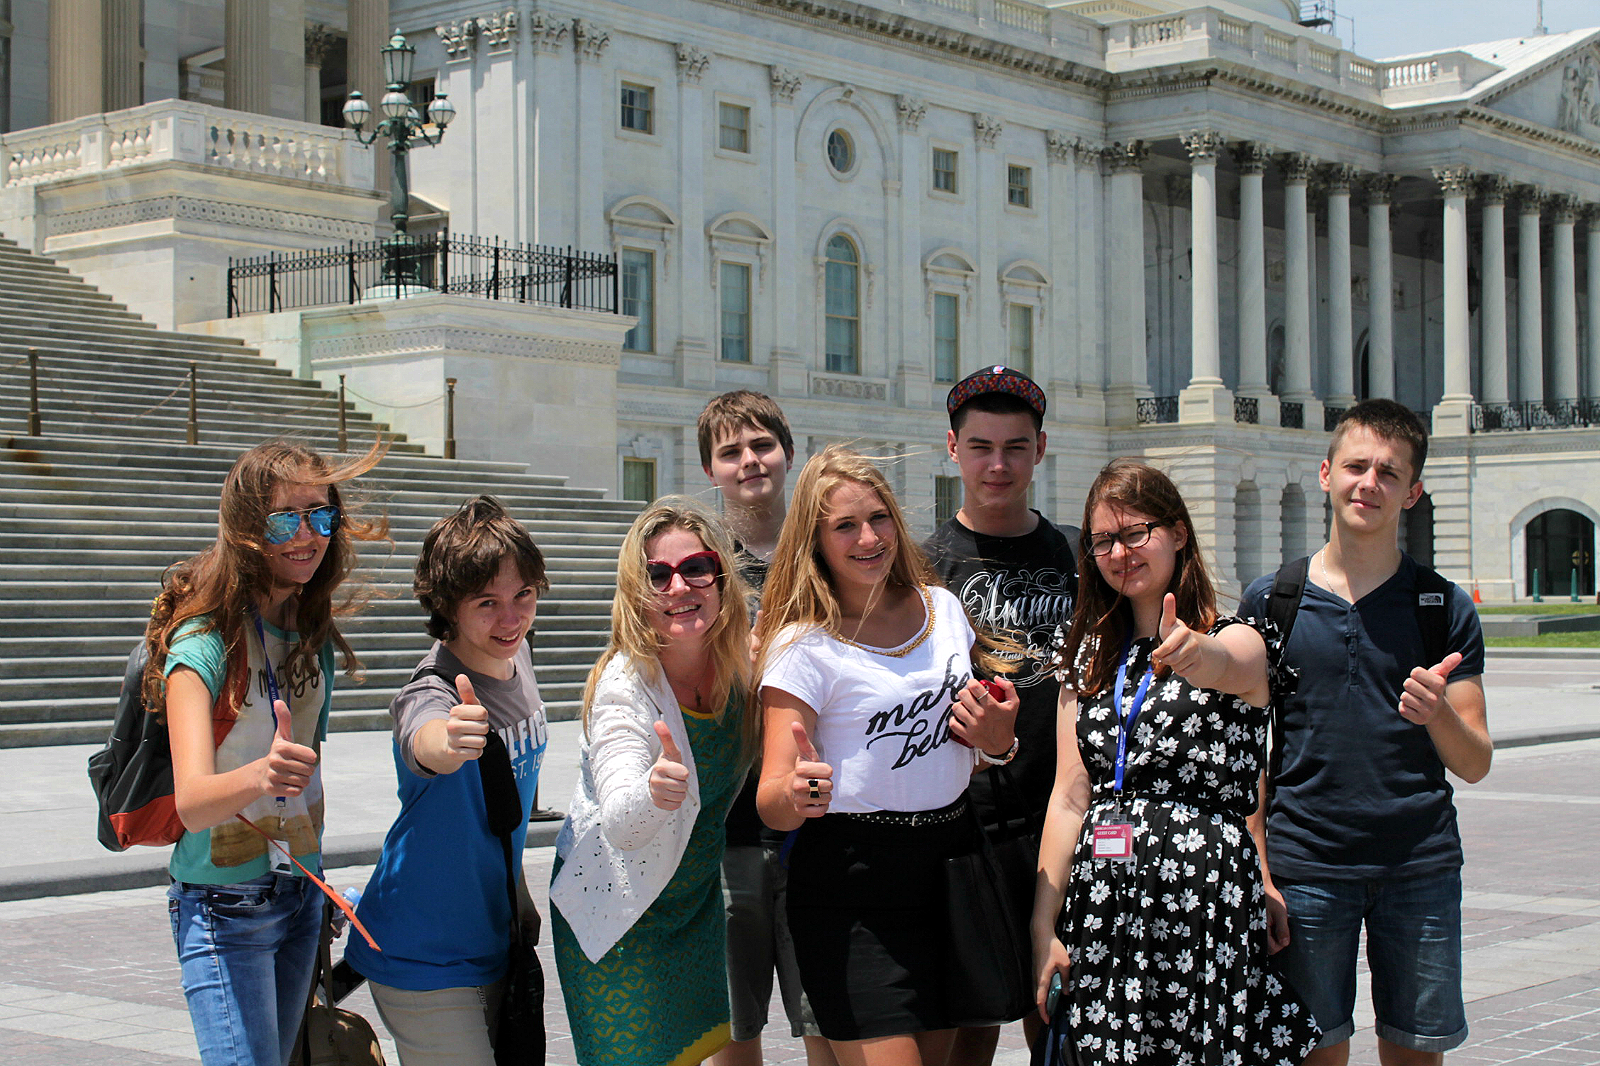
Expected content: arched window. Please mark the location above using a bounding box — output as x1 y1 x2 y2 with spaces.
825 234 860 374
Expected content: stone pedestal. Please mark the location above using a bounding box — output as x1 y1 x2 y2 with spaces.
1431 399 1474 438
1178 382 1235 424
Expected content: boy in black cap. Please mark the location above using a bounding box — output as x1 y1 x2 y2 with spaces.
923 365 1078 1063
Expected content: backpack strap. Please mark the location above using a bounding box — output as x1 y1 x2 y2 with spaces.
409 665 524 838
1264 556 1310 793
1412 564 1455 671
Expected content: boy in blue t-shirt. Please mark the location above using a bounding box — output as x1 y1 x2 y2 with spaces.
1243 400 1490 1066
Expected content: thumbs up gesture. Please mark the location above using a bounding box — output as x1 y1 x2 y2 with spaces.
789 721 834 818
1398 651 1463 725
262 699 318 797
649 720 691 810
1151 593 1206 681
441 674 491 763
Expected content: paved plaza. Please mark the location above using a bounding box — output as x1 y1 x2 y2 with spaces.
1 651 1597 1065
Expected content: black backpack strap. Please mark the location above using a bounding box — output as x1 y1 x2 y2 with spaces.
1412 565 1455 671
1264 557 1309 794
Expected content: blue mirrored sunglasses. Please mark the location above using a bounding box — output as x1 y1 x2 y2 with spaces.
264 505 340 545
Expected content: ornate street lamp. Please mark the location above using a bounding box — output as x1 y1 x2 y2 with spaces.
342 33 456 290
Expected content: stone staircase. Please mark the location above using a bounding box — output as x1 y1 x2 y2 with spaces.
0 237 636 747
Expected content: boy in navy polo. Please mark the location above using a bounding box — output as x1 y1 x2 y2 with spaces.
1243 400 1491 1066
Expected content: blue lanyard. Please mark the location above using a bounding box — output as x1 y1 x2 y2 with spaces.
251 611 287 810
1112 639 1154 796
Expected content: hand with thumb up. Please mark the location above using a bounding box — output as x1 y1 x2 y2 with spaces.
789 721 834 818
262 699 318 797
649 720 691 811
442 674 491 763
1398 651 1464 725
1151 593 1206 681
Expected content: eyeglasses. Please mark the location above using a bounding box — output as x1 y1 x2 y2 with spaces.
1087 521 1166 557
264 505 341 545
645 550 721 592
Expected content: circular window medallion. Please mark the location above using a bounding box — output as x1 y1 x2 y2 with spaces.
826 128 855 175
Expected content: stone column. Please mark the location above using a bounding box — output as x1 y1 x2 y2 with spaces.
767 66 805 396
103 0 142 112
1478 177 1511 405
224 0 272 114
1232 143 1271 407
897 99 931 409
304 24 335 124
1517 188 1545 403
1587 205 1600 399
675 45 713 390
1180 131 1232 422
1323 164 1357 411
49 0 103 122
347 0 391 113
1434 167 1475 435
1550 195 1580 401
1278 153 1320 427
573 21 610 253
1365 174 1397 399
1105 141 1150 425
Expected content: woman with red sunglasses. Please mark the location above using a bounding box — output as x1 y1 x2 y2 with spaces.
143 438 386 1066
551 496 755 1066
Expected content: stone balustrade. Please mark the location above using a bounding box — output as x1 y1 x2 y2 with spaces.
2 100 374 191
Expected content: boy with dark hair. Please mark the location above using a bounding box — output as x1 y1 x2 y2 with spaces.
923 365 1078 1064
1243 399 1491 1066
697 392 833 1066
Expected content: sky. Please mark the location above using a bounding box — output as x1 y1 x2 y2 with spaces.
1329 0 1598 59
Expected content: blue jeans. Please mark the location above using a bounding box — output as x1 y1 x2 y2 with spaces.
168 872 323 1066
1276 871 1467 1053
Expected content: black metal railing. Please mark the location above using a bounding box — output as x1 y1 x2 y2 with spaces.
1233 395 1259 424
1323 405 1347 432
1472 398 1600 432
1279 401 1305 429
226 231 619 317
1135 395 1179 424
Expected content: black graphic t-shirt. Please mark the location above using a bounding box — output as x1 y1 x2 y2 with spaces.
725 541 783 847
924 512 1078 828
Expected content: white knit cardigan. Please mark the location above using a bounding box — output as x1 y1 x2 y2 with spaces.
549 651 703 963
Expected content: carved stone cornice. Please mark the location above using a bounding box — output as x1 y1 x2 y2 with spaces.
1432 166 1475 196
477 10 518 46
1230 141 1271 175
1320 163 1358 195
1103 140 1147 173
573 19 610 62
1277 152 1315 184
1073 139 1103 168
304 24 336 66
1179 129 1225 162
769 65 802 102
1477 175 1512 206
1548 194 1581 223
1364 173 1398 204
676 44 711 83
531 11 568 53
896 95 927 132
1045 130 1073 164
437 19 478 57
1515 185 1546 215
1583 203 1600 225
973 113 1003 148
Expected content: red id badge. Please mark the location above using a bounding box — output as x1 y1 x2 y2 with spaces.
1092 823 1134 861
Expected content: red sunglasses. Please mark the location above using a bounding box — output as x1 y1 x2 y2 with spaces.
646 550 722 592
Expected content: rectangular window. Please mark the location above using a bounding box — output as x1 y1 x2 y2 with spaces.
620 82 654 133
622 457 656 503
824 258 859 375
1008 303 1033 376
933 293 959 384
935 475 961 525
718 102 750 153
621 249 655 352
932 148 958 194
1008 164 1032 208
719 261 751 363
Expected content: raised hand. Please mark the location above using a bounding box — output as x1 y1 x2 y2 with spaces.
262 699 317 797
1398 651 1463 725
441 674 492 763
950 677 1019 758
1151 593 1206 680
790 721 834 818
649 720 691 810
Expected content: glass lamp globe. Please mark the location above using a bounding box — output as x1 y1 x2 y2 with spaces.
341 91 372 130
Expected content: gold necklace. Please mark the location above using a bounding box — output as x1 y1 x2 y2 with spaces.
829 587 935 658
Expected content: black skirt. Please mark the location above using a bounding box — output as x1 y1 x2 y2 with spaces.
783 795 978 1041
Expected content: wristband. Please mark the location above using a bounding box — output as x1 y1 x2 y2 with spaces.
975 737 1019 766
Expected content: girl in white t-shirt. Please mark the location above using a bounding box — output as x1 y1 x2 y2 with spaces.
755 445 1021 1066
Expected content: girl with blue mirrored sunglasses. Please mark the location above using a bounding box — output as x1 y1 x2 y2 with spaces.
264 505 341 544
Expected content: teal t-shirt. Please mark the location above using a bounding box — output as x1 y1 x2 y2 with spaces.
163 615 334 885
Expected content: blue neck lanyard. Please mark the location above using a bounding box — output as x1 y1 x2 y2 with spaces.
251 611 287 810
1112 638 1155 796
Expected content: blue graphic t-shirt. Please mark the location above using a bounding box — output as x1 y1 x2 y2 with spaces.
348 641 547 991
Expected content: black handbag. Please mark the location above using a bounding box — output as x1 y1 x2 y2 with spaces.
1030 992 1081 1066
943 804 1035 1026
984 766 1046 957
479 728 547 1066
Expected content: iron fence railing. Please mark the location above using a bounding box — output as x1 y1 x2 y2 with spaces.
1136 395 1179 424
1279 401 1304 429
226 231 619 317
1323 405 1348 432
1233 395 1259 425
1472 399 1600 432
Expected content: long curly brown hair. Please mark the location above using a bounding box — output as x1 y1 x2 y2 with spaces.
141 438 390 714
1060 459 1217 697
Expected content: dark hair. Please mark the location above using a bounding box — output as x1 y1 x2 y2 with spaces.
950 390 1043 435
1059 459 1216 696
1327 399 1428 481
696 390 795 469
414 496 549 640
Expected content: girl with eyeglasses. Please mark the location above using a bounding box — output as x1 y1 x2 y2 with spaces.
550 497 755 1066
1030 459 1319 1065
143 438 387 1066
754 446 1021 1066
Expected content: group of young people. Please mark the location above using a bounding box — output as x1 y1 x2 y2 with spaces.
143 363 1488 1066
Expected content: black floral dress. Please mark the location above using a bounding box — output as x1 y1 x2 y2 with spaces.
1056 617 1320 1066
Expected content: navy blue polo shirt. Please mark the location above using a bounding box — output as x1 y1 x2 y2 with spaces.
1241 554 1485 882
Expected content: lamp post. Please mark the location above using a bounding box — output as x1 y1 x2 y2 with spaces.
342 33 457 290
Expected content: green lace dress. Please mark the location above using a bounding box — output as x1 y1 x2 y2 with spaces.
553 700 743 1066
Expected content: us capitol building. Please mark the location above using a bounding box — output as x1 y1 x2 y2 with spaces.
4 0 1599 602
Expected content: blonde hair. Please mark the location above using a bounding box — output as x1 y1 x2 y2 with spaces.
581 496 756 758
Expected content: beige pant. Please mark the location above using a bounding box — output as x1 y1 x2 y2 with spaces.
369 977 506 1066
